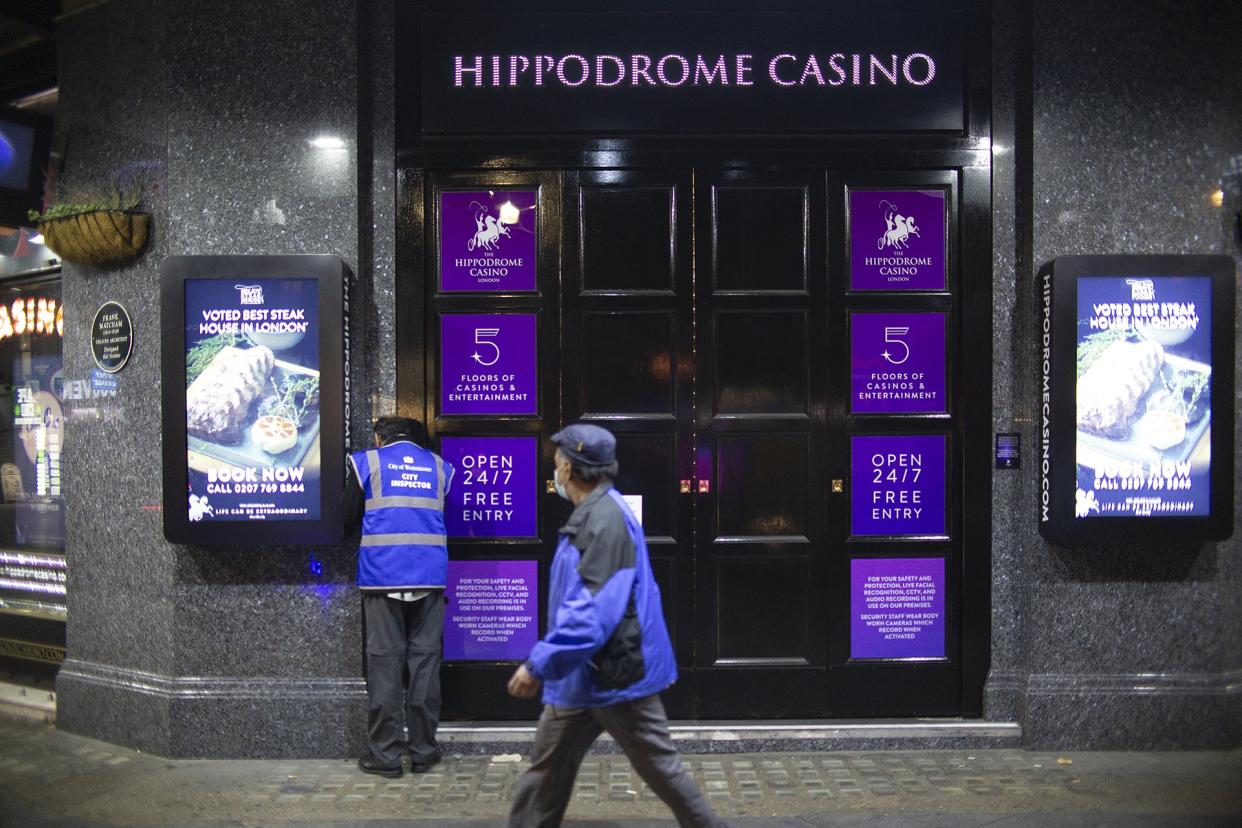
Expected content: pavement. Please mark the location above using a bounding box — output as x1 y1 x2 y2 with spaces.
1 715 1240 827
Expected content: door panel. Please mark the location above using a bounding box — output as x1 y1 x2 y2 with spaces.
694 170 829 717
562 169 696 716
714 310 809 415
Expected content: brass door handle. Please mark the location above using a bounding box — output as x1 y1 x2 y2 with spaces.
832 479 845 493
546 480 556 494
679 479 692 494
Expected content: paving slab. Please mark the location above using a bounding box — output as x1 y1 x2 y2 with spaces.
0 716 1239 826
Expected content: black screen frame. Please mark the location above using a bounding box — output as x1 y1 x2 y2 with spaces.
160 255 347 546
1038 254 1235 546
0 106 52 228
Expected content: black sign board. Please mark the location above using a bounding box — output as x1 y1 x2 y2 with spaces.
995 433 1020 469
160 255 348 546
91 301 132 373
1037 255 1235 545
417 7 967 135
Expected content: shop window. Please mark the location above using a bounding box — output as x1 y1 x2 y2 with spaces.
0 277 65 621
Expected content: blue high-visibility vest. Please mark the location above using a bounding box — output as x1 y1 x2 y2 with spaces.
350 441 453 589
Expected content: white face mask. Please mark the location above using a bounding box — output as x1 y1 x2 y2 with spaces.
554 463 571 501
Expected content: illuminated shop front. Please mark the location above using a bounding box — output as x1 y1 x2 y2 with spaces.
0 275 67 682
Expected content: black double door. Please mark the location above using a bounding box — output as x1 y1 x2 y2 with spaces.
424 163 978 720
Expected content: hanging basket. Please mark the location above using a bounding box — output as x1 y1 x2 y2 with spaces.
39 209 150 267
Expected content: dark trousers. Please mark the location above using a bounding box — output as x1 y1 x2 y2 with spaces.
362 591 444 767
508 694 724 828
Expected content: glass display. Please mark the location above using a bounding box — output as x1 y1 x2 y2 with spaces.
184 278 321 522
1074 276 1211 518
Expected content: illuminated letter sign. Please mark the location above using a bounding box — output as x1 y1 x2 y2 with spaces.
416 11 968 134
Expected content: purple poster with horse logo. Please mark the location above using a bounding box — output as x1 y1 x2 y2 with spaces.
440 190 537 292
851 434 946 536
850 557 945 660
440 313 537 415
444 559 538 661
850 312 946 414
441 436 538 538
850 189 946 291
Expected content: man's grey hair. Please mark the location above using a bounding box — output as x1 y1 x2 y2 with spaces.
569 460 619 483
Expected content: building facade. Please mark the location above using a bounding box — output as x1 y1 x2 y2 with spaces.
36 0 1242 757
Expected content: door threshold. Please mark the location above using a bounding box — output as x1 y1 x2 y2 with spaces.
438 718 1022 755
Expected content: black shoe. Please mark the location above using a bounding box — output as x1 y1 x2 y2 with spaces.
408 752 442 774
357 756 402 778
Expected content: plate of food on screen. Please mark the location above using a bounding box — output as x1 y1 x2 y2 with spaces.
184 332 320 469
1074 326 1210 470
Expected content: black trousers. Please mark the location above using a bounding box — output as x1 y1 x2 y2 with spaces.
508 694 725 828
362 591 444 767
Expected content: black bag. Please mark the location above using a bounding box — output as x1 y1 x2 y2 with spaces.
591 584 645 689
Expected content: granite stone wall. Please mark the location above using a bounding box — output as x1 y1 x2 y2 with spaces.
986 0 1242 748
54 0 396 758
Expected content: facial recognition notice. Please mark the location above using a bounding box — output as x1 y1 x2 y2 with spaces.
850 557 945 660
851 434 946 536
1074 276 1212 518
441 436 537 538
445 559 538 661
440 313 537 415
183 279 321 523
440 190 537 292
850 189 946 291
850 312 946 414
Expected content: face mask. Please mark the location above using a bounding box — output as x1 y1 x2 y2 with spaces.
554 465 571 501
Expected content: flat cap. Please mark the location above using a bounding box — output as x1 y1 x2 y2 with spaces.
551 423 616 467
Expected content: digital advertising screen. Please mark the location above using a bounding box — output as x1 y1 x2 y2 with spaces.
184 278 321 523
162 256 346 546
1038 255 1234 545
1074 276 1211 518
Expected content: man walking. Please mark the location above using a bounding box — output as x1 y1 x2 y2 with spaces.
344 416 453 778
507 424 724 827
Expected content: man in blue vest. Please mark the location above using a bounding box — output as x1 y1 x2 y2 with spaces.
506 424 723 827
343 416 453 778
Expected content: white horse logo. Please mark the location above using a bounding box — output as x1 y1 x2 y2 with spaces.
189 493 214 522
467 201 512 254
876 200 921 252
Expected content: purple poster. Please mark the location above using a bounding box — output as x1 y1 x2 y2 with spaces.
850 557 945 660
440 190 537 292
849 189 946 291
851 435 946 536
440 313 537 415
444 560 538 661
441 436 537 538
850 312 945 414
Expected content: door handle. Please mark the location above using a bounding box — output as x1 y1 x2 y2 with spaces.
698 479 710 494
679 479 692 494
546 480 556 494
832 479 845 493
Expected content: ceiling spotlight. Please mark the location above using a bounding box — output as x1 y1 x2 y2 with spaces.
308 135 346 150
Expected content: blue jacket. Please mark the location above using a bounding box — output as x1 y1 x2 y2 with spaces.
350 441 453 590
526 484 677 707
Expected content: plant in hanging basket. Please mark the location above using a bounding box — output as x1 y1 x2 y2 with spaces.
29 172 152 267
